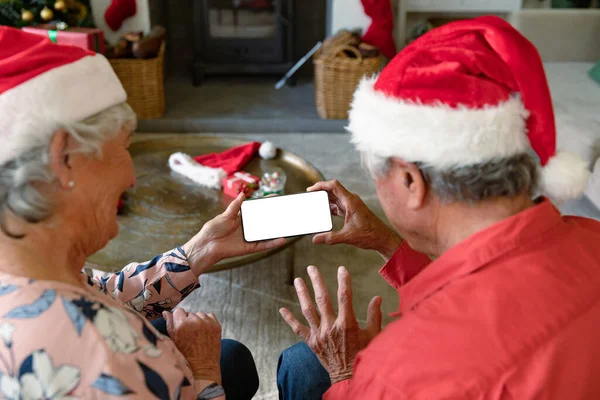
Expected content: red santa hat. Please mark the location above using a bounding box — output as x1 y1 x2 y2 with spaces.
348 16 590 204
0 27 126 167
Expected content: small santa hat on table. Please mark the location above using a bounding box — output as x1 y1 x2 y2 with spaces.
0 27 127 168
168 141 277 190
348 16 590 204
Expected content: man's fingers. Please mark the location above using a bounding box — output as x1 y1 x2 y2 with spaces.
307 180 349 195
330 204 343 217
306 181 330 192
313 228 347 244
366 296 383 335
308 180 354 208
253 237 286 252
224 192 245 217
279 308 311 341
337 266 356 322
307 266 336 326
294 278 321 329
312 228 351 246
312 232 338 245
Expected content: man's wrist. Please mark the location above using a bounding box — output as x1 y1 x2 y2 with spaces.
329 370 352 384
377 232 403 261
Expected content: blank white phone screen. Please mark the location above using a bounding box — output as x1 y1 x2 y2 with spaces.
241 191 333 242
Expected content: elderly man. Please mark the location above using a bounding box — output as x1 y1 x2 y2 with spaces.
277 16 600 400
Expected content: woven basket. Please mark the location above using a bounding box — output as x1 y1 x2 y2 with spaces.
314 44 382 120
109 43 166 119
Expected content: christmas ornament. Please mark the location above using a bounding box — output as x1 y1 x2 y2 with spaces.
40 6 54 21
259 168 286 196
21 9 34 22
54 1 67 11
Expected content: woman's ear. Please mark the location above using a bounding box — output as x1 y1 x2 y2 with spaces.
48 129 73 189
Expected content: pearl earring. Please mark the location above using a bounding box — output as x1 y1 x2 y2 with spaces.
68 181 75 188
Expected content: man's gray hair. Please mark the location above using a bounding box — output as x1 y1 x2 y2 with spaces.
0 103 136 231
362 151 540 203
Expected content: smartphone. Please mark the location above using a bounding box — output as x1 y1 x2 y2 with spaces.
240 190 333 242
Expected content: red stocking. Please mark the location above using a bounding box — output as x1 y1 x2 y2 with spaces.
104 0 137 32
360 0 397 59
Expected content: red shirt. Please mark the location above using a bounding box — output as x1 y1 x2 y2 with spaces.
325 199 600 399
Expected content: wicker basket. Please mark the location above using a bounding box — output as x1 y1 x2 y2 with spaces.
109 43 166 119
314 44 382 120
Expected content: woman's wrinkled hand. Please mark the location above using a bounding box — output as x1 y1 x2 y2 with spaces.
183 192 286 275
307 180 403 261
163 308 222 384
279 266 382 384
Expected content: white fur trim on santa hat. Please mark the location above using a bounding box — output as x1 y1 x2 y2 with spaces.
168 152 227 190
347 76 532 169
541 150 590 205
0 54 126 166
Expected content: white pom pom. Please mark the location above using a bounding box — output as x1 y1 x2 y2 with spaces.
259 141 277 160
541 150 591 205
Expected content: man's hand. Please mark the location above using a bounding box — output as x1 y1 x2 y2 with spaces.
279 266 382 384
183 192 286 275
164 309 223 384
307 180 403 261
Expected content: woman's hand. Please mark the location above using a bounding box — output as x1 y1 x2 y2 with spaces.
280 266 382 384
307 180 403 261
164 309 222 384
183 192 286 275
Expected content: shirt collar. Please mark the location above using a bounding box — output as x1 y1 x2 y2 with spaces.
396 198 562 315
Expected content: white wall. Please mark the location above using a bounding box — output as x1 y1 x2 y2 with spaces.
329 0 371 36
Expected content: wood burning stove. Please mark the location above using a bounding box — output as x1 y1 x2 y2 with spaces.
192 0 295 85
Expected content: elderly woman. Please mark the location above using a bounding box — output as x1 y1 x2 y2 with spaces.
277 16 600 400
0 28 283 399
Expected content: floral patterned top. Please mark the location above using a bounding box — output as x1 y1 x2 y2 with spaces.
0 247 204 399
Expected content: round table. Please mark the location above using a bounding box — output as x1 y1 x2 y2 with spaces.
87 135 325 273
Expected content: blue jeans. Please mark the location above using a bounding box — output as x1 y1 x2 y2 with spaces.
151 317 259 400
277 342 331 400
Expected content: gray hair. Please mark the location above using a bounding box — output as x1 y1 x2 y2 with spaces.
0 103 136 233
362 152 540 204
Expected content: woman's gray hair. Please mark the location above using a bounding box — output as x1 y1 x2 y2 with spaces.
362 151 540 203
0 103 136 233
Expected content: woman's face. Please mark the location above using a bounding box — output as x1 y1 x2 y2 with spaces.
67 129 135 253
